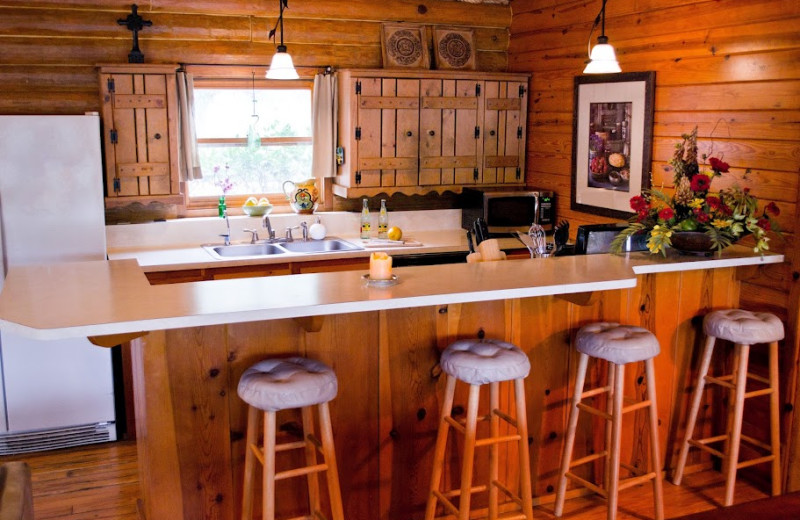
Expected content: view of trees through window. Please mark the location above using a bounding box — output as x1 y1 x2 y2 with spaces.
189 86 312 198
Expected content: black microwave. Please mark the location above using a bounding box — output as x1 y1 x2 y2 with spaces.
461 187 555 234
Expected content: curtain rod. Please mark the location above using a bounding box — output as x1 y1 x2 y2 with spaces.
179 63 333 75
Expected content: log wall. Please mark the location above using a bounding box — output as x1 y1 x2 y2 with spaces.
509 0 800 490
0 0 512 115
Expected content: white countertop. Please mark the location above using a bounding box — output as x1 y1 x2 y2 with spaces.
0 246 783 341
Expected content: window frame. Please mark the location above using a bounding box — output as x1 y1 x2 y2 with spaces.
185 77 314 211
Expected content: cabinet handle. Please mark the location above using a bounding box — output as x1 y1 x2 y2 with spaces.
406 131 413 137
154 133 162 140
489 130 496 136
428 130 435 136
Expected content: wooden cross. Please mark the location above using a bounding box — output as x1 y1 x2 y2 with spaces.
117 4 152 63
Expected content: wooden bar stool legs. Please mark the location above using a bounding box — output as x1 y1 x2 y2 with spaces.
673 310 783 506
238 357 343 520
425 338 534 520
555 323 664 520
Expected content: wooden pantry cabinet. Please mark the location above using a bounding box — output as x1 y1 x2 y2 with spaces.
334 69 529 198
98 64 182 203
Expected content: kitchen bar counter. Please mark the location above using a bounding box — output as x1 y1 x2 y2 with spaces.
0 248 785 520
0 247 780 340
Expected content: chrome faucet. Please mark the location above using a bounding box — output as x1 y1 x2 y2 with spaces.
285 225 299 242
300 221 309 241
243 229 259 244
262 215 276 241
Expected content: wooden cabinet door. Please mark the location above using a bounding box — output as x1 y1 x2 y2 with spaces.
355 77 420 187
483 80 527 184
420 79 482 186
99 66 179 198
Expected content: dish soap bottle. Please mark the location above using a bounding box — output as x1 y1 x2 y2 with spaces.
378 199 389 239
360 198 371 239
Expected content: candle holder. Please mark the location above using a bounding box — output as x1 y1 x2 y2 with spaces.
361 274 399 287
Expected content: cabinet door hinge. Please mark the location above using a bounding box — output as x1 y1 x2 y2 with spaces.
107 78 115 94
113 177 121 193
474 126 480 139
517 126 523 139
355 171 362 185
475 84 481 97
473 168 479 182
355 127 362 140
109 129 118 144
516 167 521 180
518 85 526 97
355 80 361 95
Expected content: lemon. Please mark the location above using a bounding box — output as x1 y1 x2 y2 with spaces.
257 197 271 206
244 196 258 206
387 226 403 241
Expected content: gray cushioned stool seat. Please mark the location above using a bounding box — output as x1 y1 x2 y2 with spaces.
704 309 784 345
440 338 530 385
576 322 660 364
238 357 338 412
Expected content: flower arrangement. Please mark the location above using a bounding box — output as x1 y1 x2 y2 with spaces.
611 127 780 255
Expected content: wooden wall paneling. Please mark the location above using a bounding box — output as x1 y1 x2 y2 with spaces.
382 306 441 519
303 312 380 520
129 331 185 519
164 325 234 520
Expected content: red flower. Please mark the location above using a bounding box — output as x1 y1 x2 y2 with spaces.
757 218 772 231
709 157 730 173
766 202 780 216
691 175 711 191
706 195 721 209
694 208 711 223
630 195 649 212
658 207 674 220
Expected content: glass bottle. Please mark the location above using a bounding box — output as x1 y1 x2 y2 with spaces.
218 195 226 218
360 198 371 239
378 199 388 239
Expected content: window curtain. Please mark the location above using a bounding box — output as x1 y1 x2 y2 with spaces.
177 70 203 181
311 72 337 179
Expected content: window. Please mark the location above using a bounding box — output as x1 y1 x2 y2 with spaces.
189 81 313 202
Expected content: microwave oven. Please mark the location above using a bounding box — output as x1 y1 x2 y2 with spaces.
461 188 555 234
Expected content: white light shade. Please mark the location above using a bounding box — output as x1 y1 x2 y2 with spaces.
583 42 621 74
266 49 299 80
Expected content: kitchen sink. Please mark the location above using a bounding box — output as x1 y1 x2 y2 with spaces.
279 238 363 254
203 243 287 259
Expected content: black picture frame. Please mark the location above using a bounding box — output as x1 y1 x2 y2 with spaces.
570 71 656 219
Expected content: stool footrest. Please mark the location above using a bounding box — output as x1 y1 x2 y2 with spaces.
737 454 776 469
444 415 465 434
432 489 461 517
577 402 611 420
475 433 522 448
565 472 607 498
493 478 524 507
493 408 519 428
441 484 488 499
745 387 774 399
741 433 774 453
704 375 736 389
581 385 611 399
275 462 329 481
618 471 658 491
688 438 726 459
569 451 607 470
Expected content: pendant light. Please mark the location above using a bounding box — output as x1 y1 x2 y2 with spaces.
583 0 621 74
266 0 299 80
247 72 261 149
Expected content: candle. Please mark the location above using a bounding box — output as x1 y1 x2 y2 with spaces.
369 251 393 280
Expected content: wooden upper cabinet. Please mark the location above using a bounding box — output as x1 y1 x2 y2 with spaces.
334 69 529 198
97 64 181 202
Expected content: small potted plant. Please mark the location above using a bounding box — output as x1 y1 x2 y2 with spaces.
611 127 781 256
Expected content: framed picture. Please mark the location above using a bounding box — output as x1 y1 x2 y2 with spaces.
433 26 476 70
381 23 430 69
570 71 656 219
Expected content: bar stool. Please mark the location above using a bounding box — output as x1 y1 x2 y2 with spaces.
673 309 784 506
425 338 534 520
238 357 344 520
555 323 664 520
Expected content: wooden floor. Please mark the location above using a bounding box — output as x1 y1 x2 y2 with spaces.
0 440 773 520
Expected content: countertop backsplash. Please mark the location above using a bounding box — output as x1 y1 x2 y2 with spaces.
106 210 463 251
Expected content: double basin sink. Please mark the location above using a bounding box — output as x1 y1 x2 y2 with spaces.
203 238 363 260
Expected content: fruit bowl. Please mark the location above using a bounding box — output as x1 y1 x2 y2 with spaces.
242 204 273 217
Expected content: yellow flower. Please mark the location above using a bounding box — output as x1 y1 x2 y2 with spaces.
688 198 704 209
711 219 730 229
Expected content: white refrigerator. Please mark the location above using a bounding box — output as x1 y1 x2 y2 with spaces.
0 114 116 454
